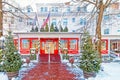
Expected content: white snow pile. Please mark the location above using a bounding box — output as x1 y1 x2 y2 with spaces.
18 62 37 79
66 62 84 80
87 62 120 80
113 57 120 62
62 58 120 80
68 67 84 80
0 72 8 80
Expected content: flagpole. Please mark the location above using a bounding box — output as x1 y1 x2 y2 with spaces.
49 8 51 32
36 12 40 30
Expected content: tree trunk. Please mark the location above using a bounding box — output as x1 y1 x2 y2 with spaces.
96 2 105 58
0 0 3 37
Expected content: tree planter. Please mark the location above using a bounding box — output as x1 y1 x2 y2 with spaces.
83 71 96 79
1 31 22 80
6 71 18 80
80 32 101 79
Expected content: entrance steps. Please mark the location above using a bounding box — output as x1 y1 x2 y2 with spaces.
39 54 61 63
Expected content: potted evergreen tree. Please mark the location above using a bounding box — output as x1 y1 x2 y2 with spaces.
45 23 49 32
35 26 38 32
60 25 64 32
64 26 68 32
79 31 101 79
2 31 22 79
50 23 54 32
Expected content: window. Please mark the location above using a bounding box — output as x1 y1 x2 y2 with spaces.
51 7 58 12
55 7 58 12
101 41 107 50
104 15 109 20
66 7 70 12
27 19 34 25
45 7 47 12
42 42 44 50
111 42 117 50
41 7 43 12
63 18 68 26
70 40 77 50
80 19 82 25
117 30 120 32
104 28 109 34
22 39 30 49
60 40 68 49
77 7 80 12
72 18 75 23
80 18 86 25
11 17 14 24
27 8 31 12
83 6 87 12
19 18 22 22
52 19 56 26
51 7 54 12
15 9 18 12
117 14 120 17
40 7 48 12
32 40 39 49
81 6 87 12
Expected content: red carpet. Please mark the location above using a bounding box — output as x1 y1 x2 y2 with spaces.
22 63 76 80
39 54 61 63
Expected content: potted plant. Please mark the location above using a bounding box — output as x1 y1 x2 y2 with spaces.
30 48 37 60
62 48 69 60
79 31 101 79
2 31 22 79
0 49 4 71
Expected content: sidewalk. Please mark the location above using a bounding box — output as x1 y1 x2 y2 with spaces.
21 63 76 80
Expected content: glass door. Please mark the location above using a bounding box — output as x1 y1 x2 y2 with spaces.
45 40 54 54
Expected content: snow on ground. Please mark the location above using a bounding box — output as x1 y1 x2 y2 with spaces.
0 72 8 80
88 62 120 80
1 60 120 80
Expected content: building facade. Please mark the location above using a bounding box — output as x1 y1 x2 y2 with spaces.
2 1 120 55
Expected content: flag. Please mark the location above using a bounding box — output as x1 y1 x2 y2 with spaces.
41 12 50 28
33 13 38 26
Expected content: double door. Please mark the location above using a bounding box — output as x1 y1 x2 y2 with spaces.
40 38 58 54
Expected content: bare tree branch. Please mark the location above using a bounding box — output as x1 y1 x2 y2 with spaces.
82 0 96 5
3 10 30 19
105 0 119 8
2 1 32 19
104 0 112 8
